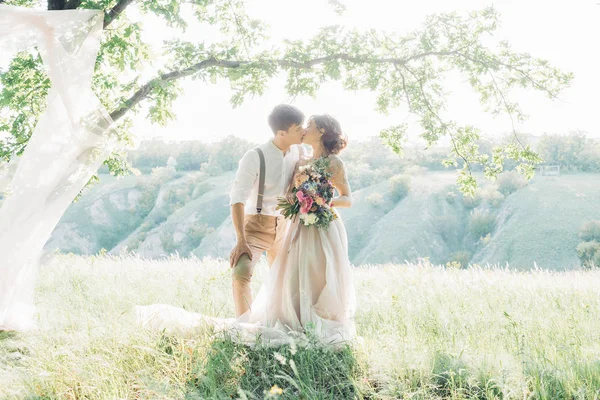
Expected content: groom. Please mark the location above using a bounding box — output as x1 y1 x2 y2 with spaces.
229 104 305 317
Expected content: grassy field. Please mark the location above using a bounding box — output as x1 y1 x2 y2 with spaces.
1 255 600 399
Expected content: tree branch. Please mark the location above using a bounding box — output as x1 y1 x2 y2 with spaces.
394 64 413 112
104 0 136 29
108 51 461 121
401 64 472 173
488 70 528 152
109 58 221 121
280 50 461 68
455 51 560 100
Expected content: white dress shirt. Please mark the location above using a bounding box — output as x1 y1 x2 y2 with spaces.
229 141 301 216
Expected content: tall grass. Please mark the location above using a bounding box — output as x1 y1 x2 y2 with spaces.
1 254 600 399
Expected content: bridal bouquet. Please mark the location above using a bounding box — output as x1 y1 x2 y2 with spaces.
277 157 337 229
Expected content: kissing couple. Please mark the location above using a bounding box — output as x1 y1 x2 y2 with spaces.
137 104 356 347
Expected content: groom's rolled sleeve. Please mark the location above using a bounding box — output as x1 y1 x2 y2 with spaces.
229 150 259 206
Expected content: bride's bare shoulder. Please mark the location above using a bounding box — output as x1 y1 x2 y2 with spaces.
328 154 344 165
327 154 346 173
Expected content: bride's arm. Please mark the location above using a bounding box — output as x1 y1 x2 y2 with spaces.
329 157 352 208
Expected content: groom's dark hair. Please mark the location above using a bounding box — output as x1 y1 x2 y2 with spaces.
268 104 304 134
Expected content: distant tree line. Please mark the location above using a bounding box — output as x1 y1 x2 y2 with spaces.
535 131 600 172
103 131 600 189
98 135 256 176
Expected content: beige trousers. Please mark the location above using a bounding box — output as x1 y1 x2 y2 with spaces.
231 214 286 316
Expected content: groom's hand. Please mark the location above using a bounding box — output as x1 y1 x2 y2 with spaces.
230 241 252 268
286 192 296 204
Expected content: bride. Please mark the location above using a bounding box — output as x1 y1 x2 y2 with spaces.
136 114 356 347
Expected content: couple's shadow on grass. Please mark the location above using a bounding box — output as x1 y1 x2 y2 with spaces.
158 330 359 400
0 330 18 341
163 331 506 400
0 330 26 357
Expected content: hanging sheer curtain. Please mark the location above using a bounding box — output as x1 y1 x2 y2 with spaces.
0 5 117 331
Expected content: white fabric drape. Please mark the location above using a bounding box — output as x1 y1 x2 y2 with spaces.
0 5 116 331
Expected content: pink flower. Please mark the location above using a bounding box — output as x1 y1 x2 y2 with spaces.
296 191 314 214
300 197 314 214
296 191 307 202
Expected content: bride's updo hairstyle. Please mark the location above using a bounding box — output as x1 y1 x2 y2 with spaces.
311 114 348 155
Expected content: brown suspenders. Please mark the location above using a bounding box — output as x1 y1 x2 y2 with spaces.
253 144 302 215
254 147 266 214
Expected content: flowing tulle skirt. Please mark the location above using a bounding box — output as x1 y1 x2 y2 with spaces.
136 214 356 348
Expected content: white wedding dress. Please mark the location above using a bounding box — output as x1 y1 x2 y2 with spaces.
136 203 356 347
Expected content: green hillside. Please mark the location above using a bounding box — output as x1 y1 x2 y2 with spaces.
45 175 143 253
472 174 600 270
46 170 600 270
340 172 462 265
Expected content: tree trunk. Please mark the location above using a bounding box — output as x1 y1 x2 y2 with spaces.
47 0 65 10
